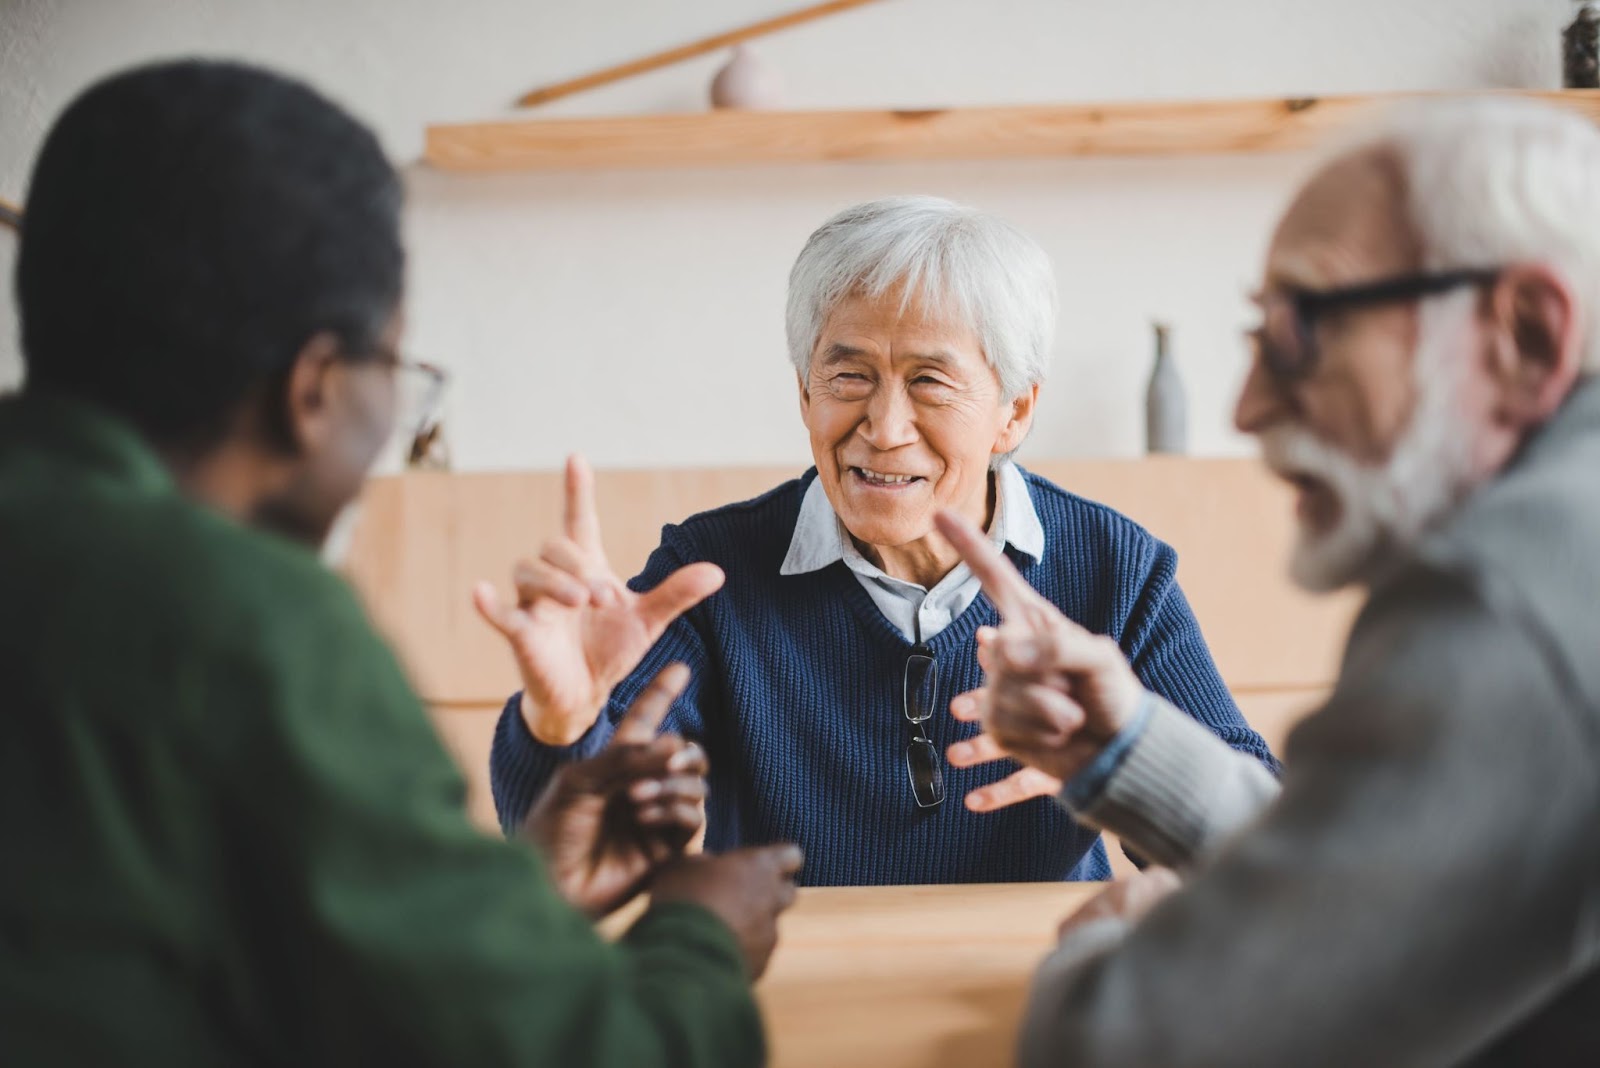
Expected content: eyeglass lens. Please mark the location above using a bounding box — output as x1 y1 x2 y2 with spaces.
905 738 945 809
396 364 445 440
1259 293 1315 381
903 646 944 808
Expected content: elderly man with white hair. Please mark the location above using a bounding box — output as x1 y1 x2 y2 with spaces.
937 97 1600 1063
476 196 1275 886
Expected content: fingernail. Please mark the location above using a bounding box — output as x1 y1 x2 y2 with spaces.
631 780 662 800
667 746 701 771
948 742 970 762
590 582 616 606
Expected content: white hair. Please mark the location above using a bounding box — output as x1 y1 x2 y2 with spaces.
784 196 1058 398
1343 96 1600 370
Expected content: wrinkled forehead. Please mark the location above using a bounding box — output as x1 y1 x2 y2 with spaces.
1264 146 1422 292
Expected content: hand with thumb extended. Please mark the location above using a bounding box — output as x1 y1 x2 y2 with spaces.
474 454 724 745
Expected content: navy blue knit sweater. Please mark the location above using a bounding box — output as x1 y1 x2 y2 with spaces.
492 469 1276 886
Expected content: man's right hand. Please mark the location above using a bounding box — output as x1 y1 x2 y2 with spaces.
649 845 805 980
473 455 726 746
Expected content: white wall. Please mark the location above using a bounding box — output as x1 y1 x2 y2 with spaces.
0 0 1571 470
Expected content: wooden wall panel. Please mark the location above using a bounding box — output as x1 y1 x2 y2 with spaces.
427 704 505 834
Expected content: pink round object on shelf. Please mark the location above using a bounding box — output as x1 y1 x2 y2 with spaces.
710 46 784 110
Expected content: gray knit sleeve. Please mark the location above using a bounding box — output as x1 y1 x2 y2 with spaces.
1065 693 1281 870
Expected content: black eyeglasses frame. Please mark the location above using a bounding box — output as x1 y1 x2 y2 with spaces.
1252 267 1502 383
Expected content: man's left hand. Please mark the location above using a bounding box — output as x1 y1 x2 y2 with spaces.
1057 866 1182 941
524 663 708 919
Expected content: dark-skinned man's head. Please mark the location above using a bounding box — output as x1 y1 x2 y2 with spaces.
17 59 405 547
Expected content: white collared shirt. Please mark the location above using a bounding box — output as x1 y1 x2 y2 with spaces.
779 461 1047 643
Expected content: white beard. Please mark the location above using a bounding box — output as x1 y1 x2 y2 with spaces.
1259 290 1483 592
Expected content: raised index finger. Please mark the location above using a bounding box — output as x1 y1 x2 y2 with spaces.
613 663 691 746
934 509 1039 620
563 454 605 556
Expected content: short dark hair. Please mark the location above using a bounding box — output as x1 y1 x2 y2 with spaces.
16 59 404 449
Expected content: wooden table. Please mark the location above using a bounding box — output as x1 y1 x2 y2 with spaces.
757 882 1102 1068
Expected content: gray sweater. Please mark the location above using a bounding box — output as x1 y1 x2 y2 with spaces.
1020 381 1600 1067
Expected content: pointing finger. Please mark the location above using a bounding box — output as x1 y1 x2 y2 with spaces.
934 509 1039 620
613 663 690 746
564 454 606 557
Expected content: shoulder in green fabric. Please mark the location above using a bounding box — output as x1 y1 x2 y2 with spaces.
0 392 383 701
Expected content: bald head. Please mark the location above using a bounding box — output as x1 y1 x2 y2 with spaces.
1266 147 1422 296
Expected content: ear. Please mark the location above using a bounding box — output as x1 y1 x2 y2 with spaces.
1484 264 1583 429
796 370 811 421
278 331 345 454
993 383 1039 457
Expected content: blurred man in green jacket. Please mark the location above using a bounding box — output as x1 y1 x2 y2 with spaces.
0 59 799 1065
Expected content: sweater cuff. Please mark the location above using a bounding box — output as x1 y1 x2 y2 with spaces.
491 692 616 835
1062 692 1156 808
1065 693 1238 869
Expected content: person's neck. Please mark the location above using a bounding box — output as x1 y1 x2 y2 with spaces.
160 437 278 529
858 472 997 589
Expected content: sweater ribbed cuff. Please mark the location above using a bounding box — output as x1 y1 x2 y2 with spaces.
491 692 616 836
1067 694 1233 869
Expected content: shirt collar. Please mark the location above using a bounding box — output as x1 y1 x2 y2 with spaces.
780 461 1045 579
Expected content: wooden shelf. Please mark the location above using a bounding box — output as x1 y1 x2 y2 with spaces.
425 88 1600 172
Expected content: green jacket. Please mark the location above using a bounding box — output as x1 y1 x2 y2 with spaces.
0 392 763 1066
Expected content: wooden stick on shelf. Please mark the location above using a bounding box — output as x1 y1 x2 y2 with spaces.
430 89 1600 173
515 0 886 108
0 198 21 231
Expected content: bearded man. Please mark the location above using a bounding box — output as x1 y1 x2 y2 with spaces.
935 96 1600 1066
